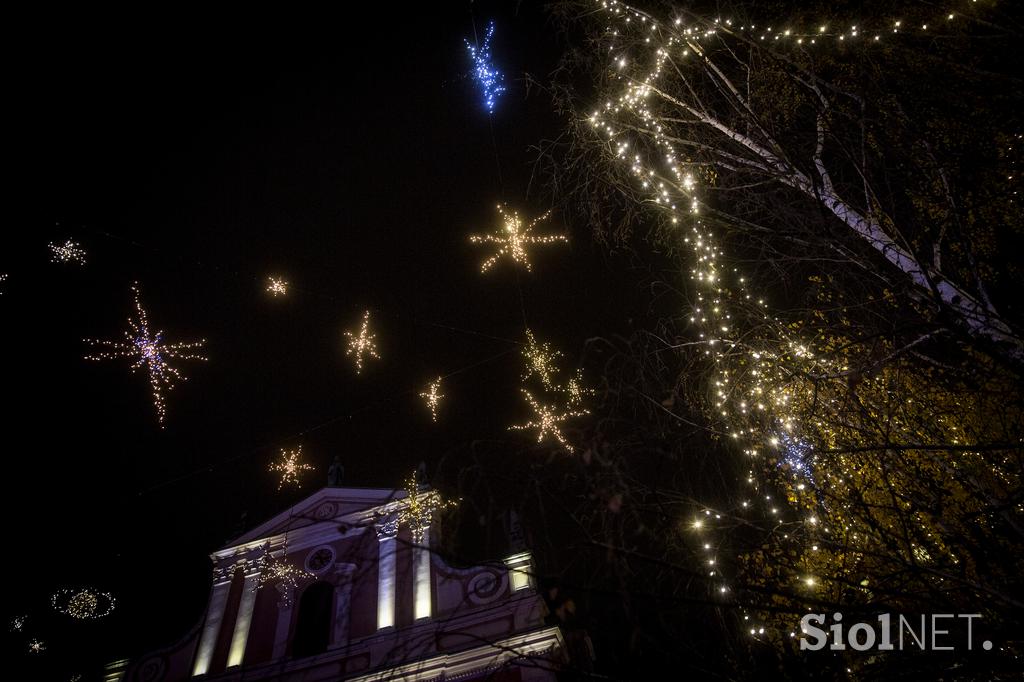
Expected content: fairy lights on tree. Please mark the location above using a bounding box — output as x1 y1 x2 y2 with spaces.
84 283 207 425
268 446 314 490
344 310 380 373
265 276 288 297
465 21 506 113
469 205 567 273
419 377 444 421
51 588 116 620
49 239 87 264
575 0 1024 660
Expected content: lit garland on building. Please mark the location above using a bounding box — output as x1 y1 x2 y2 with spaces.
419 377 444 421
49 239 87 264
265 276 288 297
51 588 117 620
390 471 459 545
469 205 567 273
464 21 506 113
344 310 380 373
84 283 207 425
509 389 589 453
268 446 314 490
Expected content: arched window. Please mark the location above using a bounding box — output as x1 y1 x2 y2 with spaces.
292 581 333 658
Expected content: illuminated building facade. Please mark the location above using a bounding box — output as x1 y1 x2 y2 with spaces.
122 486 566 681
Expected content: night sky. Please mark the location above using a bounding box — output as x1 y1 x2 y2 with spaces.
5 3 650 678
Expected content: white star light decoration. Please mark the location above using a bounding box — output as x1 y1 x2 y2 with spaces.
465 21 506 113
419 377 445 421
28 639 46 654
509 389 588 453
252 548 313 606
49 239 87 264
344 310 380 373
269 446 314 490
469 205 567 273
84 283 207 425
523 329 563 389
265 276 288 297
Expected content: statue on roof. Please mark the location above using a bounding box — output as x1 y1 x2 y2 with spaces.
327 456 345 487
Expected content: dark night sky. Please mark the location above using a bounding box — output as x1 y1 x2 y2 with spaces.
4 2 650 678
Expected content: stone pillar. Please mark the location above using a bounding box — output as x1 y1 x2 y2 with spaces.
226 567 260 667
375 518 398 630
192 571 233 676
413 526 432 620
330 565 355 648
271 591 295 660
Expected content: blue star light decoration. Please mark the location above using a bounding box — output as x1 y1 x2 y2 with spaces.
465 21 506 114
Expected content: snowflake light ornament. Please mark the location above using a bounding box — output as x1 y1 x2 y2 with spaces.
84 283 206 425
469 205 567 273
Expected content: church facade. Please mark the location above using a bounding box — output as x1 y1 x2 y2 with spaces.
122 485 566 681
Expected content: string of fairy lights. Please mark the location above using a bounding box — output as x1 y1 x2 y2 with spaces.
588 0 1012 646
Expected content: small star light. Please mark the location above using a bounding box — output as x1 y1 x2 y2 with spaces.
523 329 562 389
563 370 592 408
469 205 567 273
84 283 207 425
395 471 459 544
10 615 26 632
419 376 445 421
28 639 46 654
509 389 588 453
51 588 116 620
344 310 380 373
465 21 506 113
49 239 87 264
269 446 314 490
252 548 313 606
265 276 288 297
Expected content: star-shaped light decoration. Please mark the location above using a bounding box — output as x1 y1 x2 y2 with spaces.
84 283 207 425
522 329 563 389
265 276 288 297
9 615 26 632
385 471 459 545
344 310 380 373
252 546 313 606
419 377 445 421
49 239 87 264
509 389 589 453
563 370 593 408
469 205 567 273
464 21 506 113
268 446 314 490
28 639 46 654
